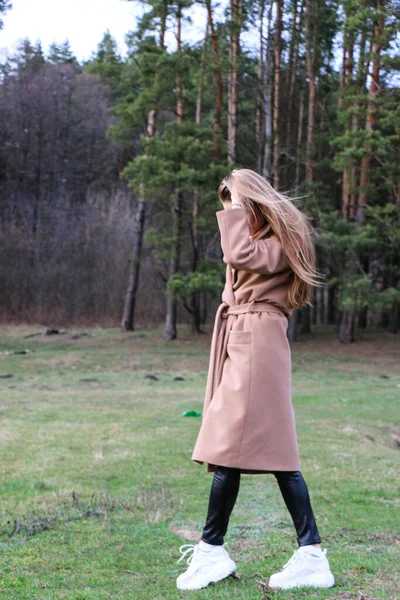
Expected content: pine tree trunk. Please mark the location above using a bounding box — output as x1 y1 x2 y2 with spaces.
228 0 242 163
316 285 323 325
339 309 355 343
358 307 368 329
301 306 311 334
165 189 183 341
330 284 338 326
349 25 368 220
262 1 274 180
340 3 384 342
305 0 316 185
32 124 43 236
121 11 167 331
165 6 185 341
302 0 317 338
323 284 330 325
286 0 303 154
358 256 369 329
175 5 184 125
190 189 202 333
206 0 223 160
256 0 265 174
190 24 209 333
337 9 370 339
295 84 305 187
310 285 316 325
340 13 350 219
273 0 282 189
196 21 208 126
340 3 358 221
387 303 399 334
121 189 146 331
357 0 384 226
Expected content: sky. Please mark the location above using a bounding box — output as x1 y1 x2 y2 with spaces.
0 1 359 77
0 0 217 63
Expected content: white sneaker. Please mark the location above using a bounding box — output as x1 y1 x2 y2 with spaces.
268 545 335 590
176 543 236 590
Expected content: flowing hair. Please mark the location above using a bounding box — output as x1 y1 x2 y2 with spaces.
218 168 324 310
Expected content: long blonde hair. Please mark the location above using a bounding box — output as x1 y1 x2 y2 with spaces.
220 169 324 310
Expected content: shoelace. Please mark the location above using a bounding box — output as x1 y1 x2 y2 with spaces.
281 549 302 572
177 544 197 565
282 547 327 572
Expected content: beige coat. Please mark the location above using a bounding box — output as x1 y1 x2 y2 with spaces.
191 208 300 474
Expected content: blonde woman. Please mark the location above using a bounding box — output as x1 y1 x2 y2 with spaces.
176 169 334 591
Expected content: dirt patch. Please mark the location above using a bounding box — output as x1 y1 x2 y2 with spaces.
170 524 200 542
332 529 400 545
0 431 21 444
33 354 82 368
335 594 379 600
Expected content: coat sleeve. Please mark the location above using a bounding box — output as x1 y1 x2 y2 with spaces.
216 208 289 275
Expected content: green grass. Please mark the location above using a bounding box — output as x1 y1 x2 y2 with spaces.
0 324 399 600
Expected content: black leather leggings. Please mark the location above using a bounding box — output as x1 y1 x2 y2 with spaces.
201 466 321 547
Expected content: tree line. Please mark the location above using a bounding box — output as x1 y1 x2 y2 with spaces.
0 0 399 343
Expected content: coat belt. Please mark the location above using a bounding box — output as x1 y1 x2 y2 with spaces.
221 300 286 318
204 301 288 409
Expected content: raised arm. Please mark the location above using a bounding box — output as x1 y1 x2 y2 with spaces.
216 208 290 275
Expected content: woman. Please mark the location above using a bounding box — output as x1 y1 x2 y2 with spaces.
176 169 335 591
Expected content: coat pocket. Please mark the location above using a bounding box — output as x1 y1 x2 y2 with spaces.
225 330 252 401
227 330 252 345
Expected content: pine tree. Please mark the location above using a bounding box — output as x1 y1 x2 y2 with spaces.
0 0 11 29
48 41 77 65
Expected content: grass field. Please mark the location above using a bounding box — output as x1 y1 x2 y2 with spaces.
0 324 399 600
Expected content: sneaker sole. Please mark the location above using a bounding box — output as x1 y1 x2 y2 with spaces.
176 559 236 590
269 572 335 590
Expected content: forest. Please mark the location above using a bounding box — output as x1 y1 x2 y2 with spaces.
0 0 399 343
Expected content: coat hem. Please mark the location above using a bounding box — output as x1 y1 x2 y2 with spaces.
192 457 301 474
